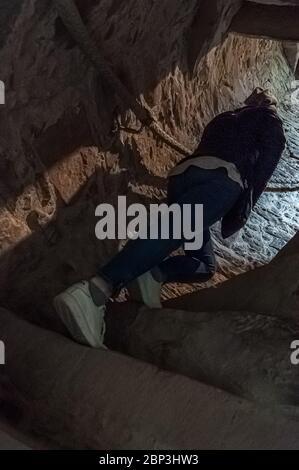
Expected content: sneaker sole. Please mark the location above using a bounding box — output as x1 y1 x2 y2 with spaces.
54 289 105 348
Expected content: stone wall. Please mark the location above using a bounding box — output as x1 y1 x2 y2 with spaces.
0 0 295 328
1 0 299 451
2 307 299 450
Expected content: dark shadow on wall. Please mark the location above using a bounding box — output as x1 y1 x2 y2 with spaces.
0 0 249 326
0 0 24 48
0 138 166 332
0 0 236 208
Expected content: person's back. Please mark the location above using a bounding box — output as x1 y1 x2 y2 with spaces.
195 105 284 190
182 90 285 208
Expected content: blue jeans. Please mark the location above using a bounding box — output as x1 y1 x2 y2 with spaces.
99 167 242 289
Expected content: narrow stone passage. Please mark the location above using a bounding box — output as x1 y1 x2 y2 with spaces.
1 0 299 452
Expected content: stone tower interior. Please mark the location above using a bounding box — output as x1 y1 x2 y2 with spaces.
0 0 299 451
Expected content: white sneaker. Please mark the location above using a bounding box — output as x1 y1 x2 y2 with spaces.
54 281 106 348
129 271 162 308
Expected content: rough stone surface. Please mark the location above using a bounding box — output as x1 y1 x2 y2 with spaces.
231 2 299 42
0 429 29 450
0 0 298 326
283 42 299 73
166 230 299 321
106 301 299 408
2 307 299 450
1 0 299 451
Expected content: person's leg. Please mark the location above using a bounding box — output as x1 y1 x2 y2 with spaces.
154 228 216 283
99 168 241 291
54 167 241 347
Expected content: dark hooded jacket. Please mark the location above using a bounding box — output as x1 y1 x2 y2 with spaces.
181 105 286 237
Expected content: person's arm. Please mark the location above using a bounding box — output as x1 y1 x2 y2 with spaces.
252 108 286 206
